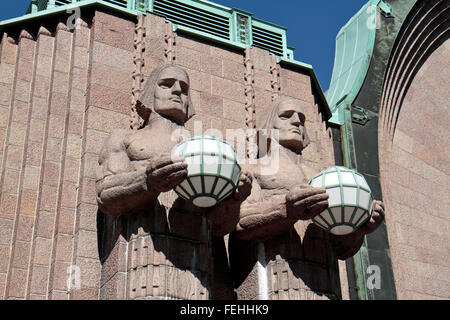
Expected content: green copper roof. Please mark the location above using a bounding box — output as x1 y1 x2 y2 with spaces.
327 0 391 124
5 0 293 59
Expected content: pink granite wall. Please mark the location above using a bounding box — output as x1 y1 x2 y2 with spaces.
0 10 134 300
0 9 336 300
378 0 450 299
379 39 450 299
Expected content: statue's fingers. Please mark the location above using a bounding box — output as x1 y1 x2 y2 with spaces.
287 188 327 204
243 170 253 180
152 162 187 178
151 154 177 170
375 201 385 216
238 174 252 187
305 200 329 217
166 169 188 184
371 209 384 225
159 170 187 191
292 192 329 208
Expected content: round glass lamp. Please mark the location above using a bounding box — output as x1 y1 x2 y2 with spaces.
309 166 373 235
171 135 241 208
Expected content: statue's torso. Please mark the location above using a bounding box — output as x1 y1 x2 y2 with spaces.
113 124 212 300
234 147 340 300
125 126 178 162
256 148 312 200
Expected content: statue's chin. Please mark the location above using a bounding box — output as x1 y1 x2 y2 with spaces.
279 137 304 152
157 108 187 124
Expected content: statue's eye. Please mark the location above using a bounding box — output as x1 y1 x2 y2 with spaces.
180 82 189 94
158 79 175 88
279 112 293 120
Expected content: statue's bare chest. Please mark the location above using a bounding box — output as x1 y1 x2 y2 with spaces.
125 129 177 161
257 157 309 197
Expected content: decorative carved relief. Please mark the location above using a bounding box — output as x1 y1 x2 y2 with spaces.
164 22 176 64
131 14 146 130
270 54 281 101
244 47 257 159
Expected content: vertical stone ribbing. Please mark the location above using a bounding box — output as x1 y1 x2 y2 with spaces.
91 10 135 300
25 26 56 300
131 14 146 131
41 21 74 300
0 33 18 300
3 29 38 300
69 16 101 300
244 47 256 159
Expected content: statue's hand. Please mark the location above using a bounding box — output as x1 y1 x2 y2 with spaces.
285 184 329 220
232 170 253 202
359 200 385 235
146 154 188 193
206 170 252 237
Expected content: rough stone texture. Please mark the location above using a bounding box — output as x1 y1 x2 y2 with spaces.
0 10 131 300
175 34 247 137
229 97 382 300
379 39 450 300
0 9 346 300
95 62 218 300
0 33 37 300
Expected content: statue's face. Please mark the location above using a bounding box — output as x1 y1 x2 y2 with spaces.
272 99 306 151
154 66 190 123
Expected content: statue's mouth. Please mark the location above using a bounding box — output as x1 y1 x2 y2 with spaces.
170 97 182 103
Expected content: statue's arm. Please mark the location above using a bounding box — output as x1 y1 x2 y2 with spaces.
235 184 329 241
95 130 158 216
235 194 291 241
207 170 253 237
331 200 385 260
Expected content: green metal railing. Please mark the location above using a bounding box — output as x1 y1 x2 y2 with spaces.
25 0 291 59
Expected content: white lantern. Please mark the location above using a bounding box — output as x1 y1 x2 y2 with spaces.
171 135 241 208
309 166 373 235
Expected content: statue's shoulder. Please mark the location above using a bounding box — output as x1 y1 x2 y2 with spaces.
99 129 133 161
106 129 133 148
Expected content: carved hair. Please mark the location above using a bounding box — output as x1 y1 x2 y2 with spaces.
257 96 310 155
136 64 195 127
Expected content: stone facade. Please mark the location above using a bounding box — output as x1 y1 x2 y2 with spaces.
378 0 449 300
0 9 342 300
379 40 450 300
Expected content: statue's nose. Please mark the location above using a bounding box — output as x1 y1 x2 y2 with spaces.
290 113 301 125
172 81 182 95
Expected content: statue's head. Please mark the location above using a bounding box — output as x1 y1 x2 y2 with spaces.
136 64 195 126
258 96 309 153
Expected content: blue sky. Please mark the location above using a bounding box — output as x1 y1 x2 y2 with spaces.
0 0 368 91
